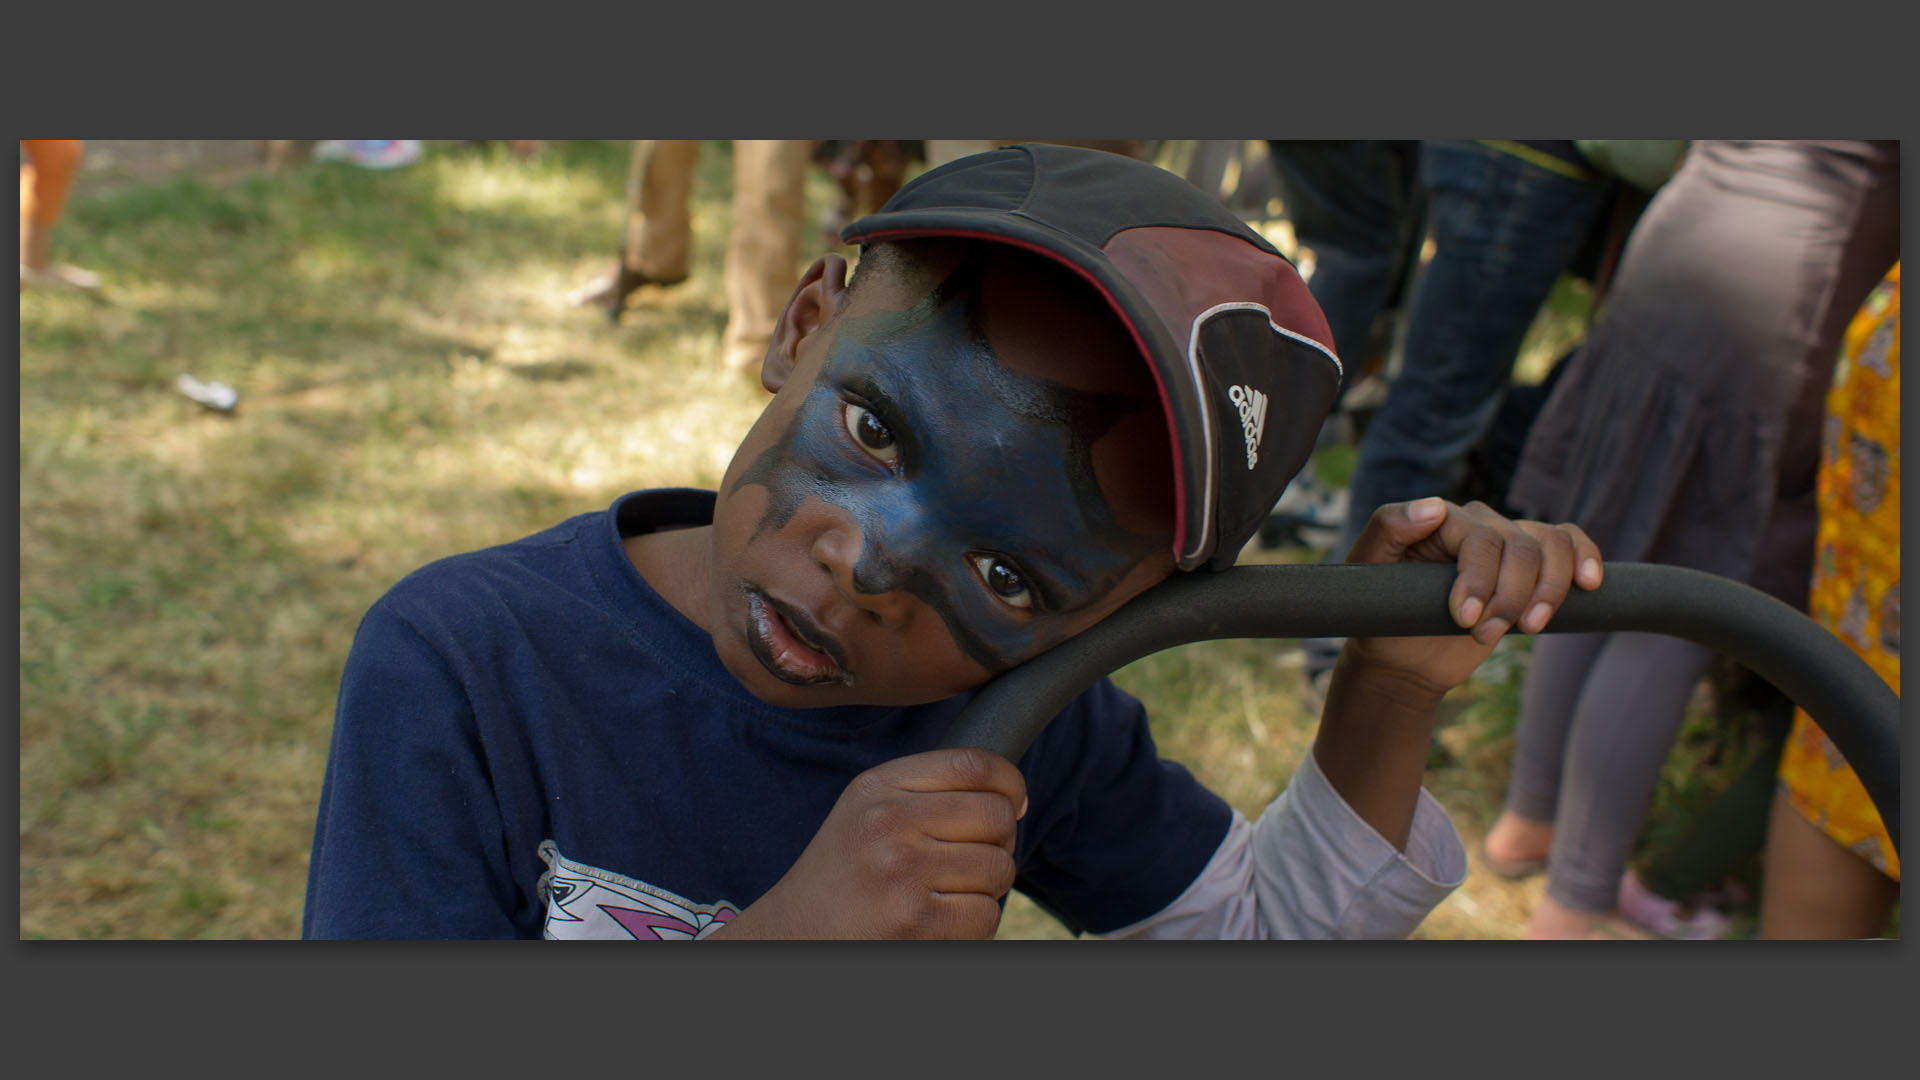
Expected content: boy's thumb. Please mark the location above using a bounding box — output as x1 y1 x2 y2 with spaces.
1346 497 1448 565
1405 497 1446 528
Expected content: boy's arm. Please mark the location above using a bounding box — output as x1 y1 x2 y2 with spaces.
303 603 526 939
1313 497 1602 849
1104 498 1598 940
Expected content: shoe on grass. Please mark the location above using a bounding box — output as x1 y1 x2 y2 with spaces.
176 373 238 412
21 262 102 292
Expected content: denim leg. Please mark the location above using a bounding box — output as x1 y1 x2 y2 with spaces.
1340 141 1610 550
1265 141 1423 385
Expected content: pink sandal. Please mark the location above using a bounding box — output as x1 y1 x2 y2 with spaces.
1615 868 1734 940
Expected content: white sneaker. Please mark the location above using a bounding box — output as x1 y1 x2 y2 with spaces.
176 374 238 412
314 140 422 170
345 140 422 169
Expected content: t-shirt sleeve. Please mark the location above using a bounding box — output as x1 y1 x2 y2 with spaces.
302 600 526 939
1098 747 1467 939
1009 678 1234 936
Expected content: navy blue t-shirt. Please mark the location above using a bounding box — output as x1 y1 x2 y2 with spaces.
303 489 1231 938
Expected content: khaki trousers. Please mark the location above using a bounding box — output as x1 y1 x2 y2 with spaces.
923 139 1148 170
620 140 812 371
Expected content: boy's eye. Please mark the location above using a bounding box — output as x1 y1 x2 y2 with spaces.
969 553 1034 610
841 402 899 465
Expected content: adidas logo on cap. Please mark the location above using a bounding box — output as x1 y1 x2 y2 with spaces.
1227 384 1267 470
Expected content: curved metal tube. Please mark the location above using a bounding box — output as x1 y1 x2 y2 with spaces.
940 562 1900 851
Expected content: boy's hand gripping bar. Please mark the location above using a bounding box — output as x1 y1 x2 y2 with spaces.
939 562 1901 852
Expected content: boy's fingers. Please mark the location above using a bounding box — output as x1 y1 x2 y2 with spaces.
1476 522 1546 644
1346 497 1448 565
925 891 1010 939
886 790 1022 852
1516 522 1577 634
1565 523 1605 590
883 747 1027 810
925 841 1019 897
1443 506 1507 632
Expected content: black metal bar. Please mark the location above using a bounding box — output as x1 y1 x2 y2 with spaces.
940 562 1900 851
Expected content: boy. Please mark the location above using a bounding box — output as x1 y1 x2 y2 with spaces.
303 144 1602 939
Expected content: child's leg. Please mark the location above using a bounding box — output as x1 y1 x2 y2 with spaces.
1541 631 1714 915
1487 631 1609 864
20 139 85 269
1758 792 1898 938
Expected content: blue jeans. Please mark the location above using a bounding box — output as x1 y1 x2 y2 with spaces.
1264 141 1425 392
1337 141 1612 552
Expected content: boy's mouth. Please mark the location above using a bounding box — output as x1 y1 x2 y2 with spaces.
745 589 854 686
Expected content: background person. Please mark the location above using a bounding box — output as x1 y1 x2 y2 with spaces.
570 140 813 375
1482 141 1900 938
20 139 100 291
1760 262 1900 939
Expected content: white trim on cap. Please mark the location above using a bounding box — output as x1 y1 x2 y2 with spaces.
1182 302 1344 564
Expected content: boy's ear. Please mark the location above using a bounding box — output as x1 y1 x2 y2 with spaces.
764 254 850 392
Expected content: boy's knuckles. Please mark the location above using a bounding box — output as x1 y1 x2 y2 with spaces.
950 842 1017 889
941 746 1009 791
867 837 931 894
1502 534 1545 575
847 768 894 803
1457 528 1506 564
853 798 912 846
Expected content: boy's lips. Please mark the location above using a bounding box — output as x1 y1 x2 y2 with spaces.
744 589 854 686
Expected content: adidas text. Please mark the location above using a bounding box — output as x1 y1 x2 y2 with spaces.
1228 384 1268 470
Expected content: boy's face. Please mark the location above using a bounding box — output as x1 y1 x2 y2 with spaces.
707 244 1178 709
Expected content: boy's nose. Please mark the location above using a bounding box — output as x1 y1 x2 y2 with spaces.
812 513 918 628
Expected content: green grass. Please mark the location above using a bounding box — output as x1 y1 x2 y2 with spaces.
22 141 1762 940
22 140 781 939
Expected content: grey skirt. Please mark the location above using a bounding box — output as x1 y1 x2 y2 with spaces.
1508 140 1899 605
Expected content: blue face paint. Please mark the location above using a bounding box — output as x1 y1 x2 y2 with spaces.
731 253 1164 673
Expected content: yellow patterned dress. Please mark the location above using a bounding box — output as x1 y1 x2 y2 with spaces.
1776 262 1900 880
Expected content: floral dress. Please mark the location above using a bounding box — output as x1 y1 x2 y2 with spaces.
1776 262 1900 881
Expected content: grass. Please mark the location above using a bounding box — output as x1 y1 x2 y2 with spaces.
21 140 1761 940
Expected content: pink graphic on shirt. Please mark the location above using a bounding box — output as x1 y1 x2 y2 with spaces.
603 904 737 940
537 840 742 940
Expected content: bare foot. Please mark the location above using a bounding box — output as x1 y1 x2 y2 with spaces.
1481 810 1553 879
1526 894 1653 940
21 262 102 291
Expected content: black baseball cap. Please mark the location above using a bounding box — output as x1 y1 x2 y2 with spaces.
841 143 1342 572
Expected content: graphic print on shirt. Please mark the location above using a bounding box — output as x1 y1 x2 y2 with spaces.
537 840 740 940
